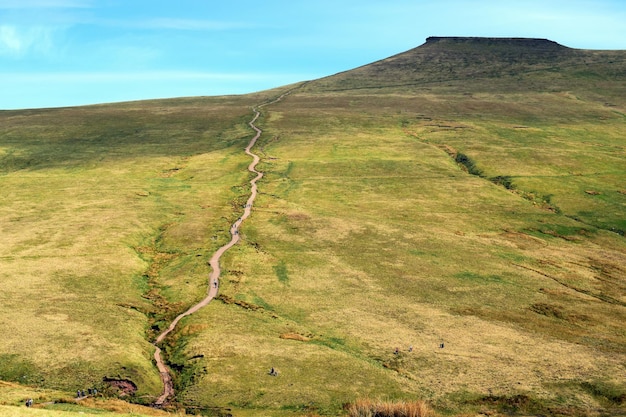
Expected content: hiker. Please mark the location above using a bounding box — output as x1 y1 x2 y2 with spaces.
394 347 399 355
76 390 81 398
409 345 413 352
440 342 445 349
269 367 277 376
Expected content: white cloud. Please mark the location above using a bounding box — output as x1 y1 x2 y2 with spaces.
0 26 21 52
0 25 55 56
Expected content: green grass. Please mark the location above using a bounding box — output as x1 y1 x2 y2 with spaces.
0 95 275 398
0 381 167 417
0 405 130 417
177 80 625 415
1 40 625 416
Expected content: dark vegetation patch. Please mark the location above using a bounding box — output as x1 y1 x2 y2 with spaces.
530 302 566 319
518 191 560 212
454 271 505 284
527 224 592 241
529 301 594 326
490 175 515 189
442 147 563 216
571 212 625 236
0 354 41 385
472 394 557 416
159 333 206 404
273 260 289 283
454 152 484 177
0 103 252 173
135 240 184 340
217 294 264 311
580 381 626 406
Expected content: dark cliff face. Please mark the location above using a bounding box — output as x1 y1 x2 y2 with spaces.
424 36 567 51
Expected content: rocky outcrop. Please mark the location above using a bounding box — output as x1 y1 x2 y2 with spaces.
424 36 567 50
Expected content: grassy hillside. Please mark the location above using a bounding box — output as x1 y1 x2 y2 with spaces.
178 39 626 416
0 38 625 417
310 37 626 99
0 380 168 416
0 94 275 399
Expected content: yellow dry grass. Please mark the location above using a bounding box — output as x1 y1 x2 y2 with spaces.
347 398 433 417
0 381 171 417
1 54 625 416
0 95 264 396
172 89 625 416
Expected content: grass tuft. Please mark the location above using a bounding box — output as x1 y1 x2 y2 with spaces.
346 398 434 417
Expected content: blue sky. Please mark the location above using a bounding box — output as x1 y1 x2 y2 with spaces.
1 0 625 110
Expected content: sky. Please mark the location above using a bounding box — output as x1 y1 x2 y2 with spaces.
1 0 625 110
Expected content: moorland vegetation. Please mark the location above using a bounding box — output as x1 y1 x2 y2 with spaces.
0 37 624 416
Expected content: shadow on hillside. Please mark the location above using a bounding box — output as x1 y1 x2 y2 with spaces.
0 97 256 173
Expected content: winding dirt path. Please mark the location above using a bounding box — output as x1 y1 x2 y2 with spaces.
151 99 275 406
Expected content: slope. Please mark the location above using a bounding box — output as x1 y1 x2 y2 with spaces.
0 38 624 417
310 37 626 100
175 38 626 416
0 94 273 401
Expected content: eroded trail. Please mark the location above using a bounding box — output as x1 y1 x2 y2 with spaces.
151 106 266 406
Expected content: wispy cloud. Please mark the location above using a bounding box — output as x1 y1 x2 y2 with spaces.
0 25 55 56
0 0 90 56
0 0 91 8
0 26 21 52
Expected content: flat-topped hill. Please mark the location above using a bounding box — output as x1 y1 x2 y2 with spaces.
307 36 626 97
0 37 625 417
424 36 568 49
